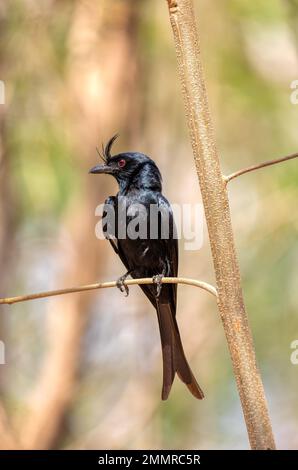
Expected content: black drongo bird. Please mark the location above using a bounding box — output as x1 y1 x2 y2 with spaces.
89 135 204 400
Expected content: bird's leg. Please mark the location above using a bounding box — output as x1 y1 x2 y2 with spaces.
116 270 133 297
152 267 167 298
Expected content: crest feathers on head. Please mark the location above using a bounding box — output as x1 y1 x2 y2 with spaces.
96 134 119 163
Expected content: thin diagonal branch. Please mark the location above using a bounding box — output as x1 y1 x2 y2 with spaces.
0 277 218 306
225 152 298 184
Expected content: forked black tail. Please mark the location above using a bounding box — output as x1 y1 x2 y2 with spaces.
156 302 204 400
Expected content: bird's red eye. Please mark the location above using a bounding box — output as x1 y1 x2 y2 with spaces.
118 159 126 168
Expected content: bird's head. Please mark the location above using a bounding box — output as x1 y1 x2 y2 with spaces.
89 135 162 192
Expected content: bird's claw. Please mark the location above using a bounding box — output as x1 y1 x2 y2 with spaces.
116 275 129 297
153 274 163 298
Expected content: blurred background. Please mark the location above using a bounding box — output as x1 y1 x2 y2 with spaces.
0 0 297 450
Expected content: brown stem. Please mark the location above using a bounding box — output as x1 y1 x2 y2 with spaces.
165 0 275 449
0 277 217 305
225 152 298 183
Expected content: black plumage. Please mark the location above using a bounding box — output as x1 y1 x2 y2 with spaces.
89 135 204 400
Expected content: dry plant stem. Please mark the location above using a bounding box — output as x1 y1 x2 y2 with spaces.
0 277 217 305
225 152 298 183
166 0 275 449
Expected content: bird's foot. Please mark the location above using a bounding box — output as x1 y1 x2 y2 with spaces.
116 272 130 297
152 274 163 298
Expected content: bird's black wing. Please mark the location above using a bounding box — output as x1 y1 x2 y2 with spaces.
130 192 178 312
158 193 178 316
153 195 203 400
103 193 203 400
102 196 131 269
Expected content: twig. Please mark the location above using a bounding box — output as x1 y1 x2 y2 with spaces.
0 277 218 306
166 0 275 449
225 152 298 184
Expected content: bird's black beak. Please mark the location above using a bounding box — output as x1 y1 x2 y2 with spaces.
89 164 113 175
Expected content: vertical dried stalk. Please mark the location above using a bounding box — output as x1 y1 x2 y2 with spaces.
165 0 275 449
